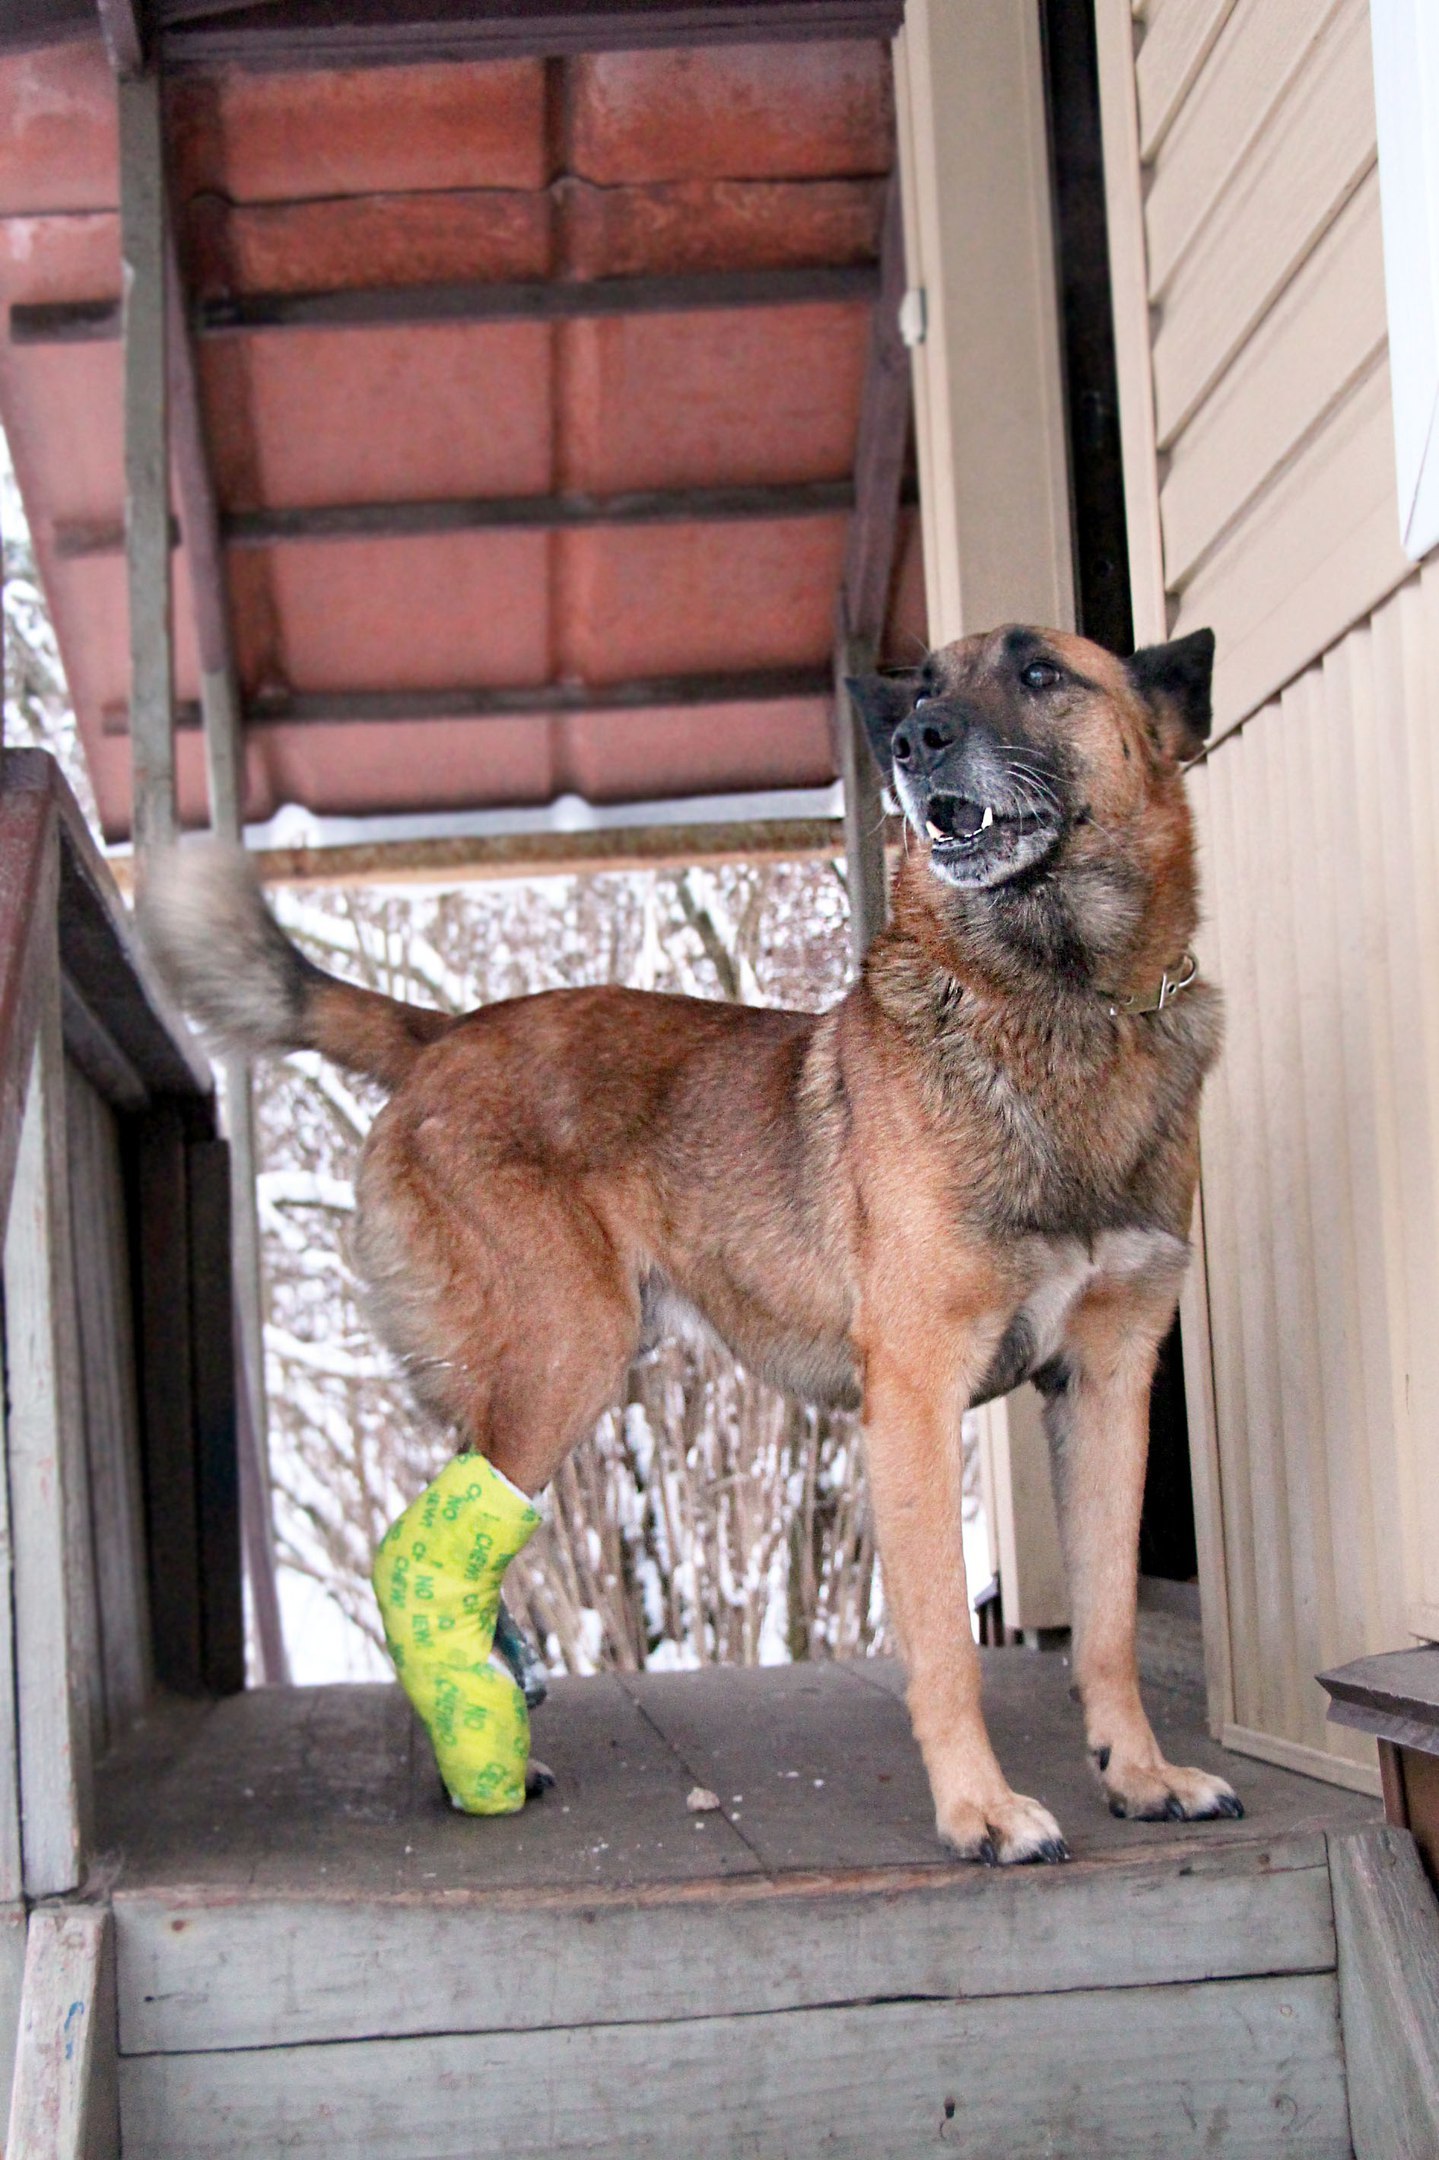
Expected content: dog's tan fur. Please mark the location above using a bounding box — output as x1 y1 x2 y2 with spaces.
143 622 1238 1861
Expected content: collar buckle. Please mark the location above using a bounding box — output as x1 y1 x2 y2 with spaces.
1105 951 1198 1018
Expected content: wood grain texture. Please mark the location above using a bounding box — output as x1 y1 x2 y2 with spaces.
115 1971 1349 2159
0 1904 28 2135
6 1905 118 2160
65 1064 152 1750
3 974 97 1898
118 70 175 866
1331 1826 1439 2159
92 1657 1373 1909
113 1837 1337 2056
132 1105 203 1697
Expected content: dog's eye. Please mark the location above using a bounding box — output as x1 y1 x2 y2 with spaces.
1020 661 1061 691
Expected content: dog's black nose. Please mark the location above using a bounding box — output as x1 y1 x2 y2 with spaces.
892 705 958 772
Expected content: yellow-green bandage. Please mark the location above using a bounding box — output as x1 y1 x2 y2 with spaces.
373 1455 541 1816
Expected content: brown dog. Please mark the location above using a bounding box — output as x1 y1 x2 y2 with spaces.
142 620 1239 1863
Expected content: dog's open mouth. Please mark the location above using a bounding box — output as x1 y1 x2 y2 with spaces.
923 793 1025 851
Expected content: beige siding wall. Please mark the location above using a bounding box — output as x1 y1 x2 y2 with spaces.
1101 0 1434 1789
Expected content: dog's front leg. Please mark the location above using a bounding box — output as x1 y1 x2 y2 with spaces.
1047 1279 1241 1823
864 1335 1070 1865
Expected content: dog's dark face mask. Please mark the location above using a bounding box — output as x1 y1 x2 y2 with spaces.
848 623 1215 894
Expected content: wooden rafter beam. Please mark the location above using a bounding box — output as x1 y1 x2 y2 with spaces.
834 174 912 964
11 263 880 349
100 664 833 735
54 479 902 560
0 0 94 57
152 0 905 71
96 0 146 72
840 176 912 647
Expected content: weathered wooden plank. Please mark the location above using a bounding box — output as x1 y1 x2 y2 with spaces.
154 0 905 71
65 1065 153 1740
184 1139 244 1697
1149 0 1375 448
0 781 58 1244
1331 1826 1439 2159
116 1971 1349 2159
1319 1648 1439 1730
160 817 854 893
113 1837 1337 2056
0 1903 29 2133
3 972 97 1898
14 265 879 348
0 758 210 1103
131 1104 204 1697
102 665 835 734
835 637 887 966
7 1906 118 2160
118 70 175 869
55 484 865 558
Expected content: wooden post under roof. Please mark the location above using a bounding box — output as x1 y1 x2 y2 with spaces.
835 174 911 967
118 68 174 869
163 185 291 1688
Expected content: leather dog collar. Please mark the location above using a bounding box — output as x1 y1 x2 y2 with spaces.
1098 951 1198 1017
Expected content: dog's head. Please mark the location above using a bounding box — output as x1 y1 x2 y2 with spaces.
849 624 1214 895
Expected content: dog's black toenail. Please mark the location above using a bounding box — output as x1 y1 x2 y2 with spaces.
1038 1838 1066 1864
1093 1745 1111 1773
1109 1798 1127 1819
1163 1796 1186 1819
1216 1793 1244 1818
979 1837 998 1867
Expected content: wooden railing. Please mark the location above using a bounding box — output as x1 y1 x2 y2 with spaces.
0 749 245 2140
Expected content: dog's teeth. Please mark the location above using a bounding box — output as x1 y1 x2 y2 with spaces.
926 819 945 842
980 805 994 830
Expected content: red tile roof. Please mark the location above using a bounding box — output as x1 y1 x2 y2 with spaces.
0 36 923 844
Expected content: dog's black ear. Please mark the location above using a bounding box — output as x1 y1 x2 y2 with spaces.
1125 628 1215 761
845 673 920 775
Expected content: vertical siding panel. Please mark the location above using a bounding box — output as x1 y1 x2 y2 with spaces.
1369 589 1439 1638
1397 568 1439 1628
1251 694 1332 1746
1190 762 1258 1722
1208 742 1300 1738
1335 618 1414 1657
1278 667 1372 1707
1302 645 1380 1666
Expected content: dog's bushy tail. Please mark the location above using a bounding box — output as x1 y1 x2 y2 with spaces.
139 842 453 1089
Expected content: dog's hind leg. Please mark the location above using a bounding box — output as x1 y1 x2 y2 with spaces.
1045 1275 1242 1824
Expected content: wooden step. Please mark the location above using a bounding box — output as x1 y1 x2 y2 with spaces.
97 1655 1374 2157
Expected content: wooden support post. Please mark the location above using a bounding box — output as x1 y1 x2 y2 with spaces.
835 178 912 964
1330 1826 1439 2159
132 1101 203 1695
835 637 887 968
6 1906 119 2160
165 167 290 1686
2 934 98 1897
118 69 173 870
893 0 1077 1632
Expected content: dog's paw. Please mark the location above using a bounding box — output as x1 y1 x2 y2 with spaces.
1097 1752 1242 1824
938 1789 1070 1866
525 1757 556 1799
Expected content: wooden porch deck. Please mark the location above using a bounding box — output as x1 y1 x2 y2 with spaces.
95 1652 1376 2157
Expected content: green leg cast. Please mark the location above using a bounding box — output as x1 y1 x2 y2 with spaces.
372 1455 542 1815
